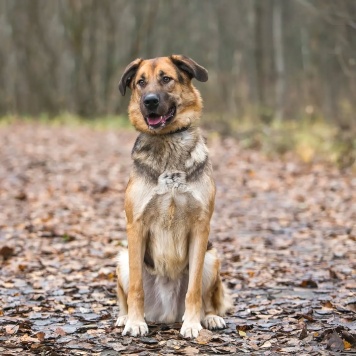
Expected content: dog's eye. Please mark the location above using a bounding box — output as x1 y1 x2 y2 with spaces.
162 76 171 84
137 79 145 87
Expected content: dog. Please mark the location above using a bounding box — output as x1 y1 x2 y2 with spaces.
115 55 231 338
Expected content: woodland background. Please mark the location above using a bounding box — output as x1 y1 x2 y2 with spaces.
0 0 356 128
0 1 355 355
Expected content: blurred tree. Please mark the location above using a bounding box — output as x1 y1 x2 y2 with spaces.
0 0 355 128
273 0 285 123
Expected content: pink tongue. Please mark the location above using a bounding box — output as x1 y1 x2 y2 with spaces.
147 116 163 125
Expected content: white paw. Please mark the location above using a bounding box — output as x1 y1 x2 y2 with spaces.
122 320 148 337
202 315 226 330
115 315 128 327
180 321 202 338
157 171 187 194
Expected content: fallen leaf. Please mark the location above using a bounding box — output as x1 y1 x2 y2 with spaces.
327 331 344 351
5 325 19 334
322 301 333 309
18 264 27 271
217 346 237 353
261 340 272 348
329 268 340 279
196 329 213 344
343 340 352 350
346 302 356 313
299 324 308 340
112 343 127 352
55 327 66 336
0 124 355 355
0 246 14 260
238 330 247 337
36 332 45 342
236 324 253 331
300 279 318 288
248 341 259 350
182 346 199 354
298 313 315 322
20 334 40 343
166 339 186 350
341 330 356 346
140 337 158 345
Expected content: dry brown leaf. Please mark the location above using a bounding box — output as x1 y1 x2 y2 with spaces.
0 124 355 355
299 324 308 340
329 268 340 279
36 332 45 342
0 246 14 260
5 325 19 334
196 329 213 344
55 327 66 336
236 324 253 332
300 279 318 288
182 346 200 355
249 341 259 350
20 334 40 343
322 301 333 309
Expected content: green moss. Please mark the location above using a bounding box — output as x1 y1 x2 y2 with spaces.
0 113 132 130
1 114 354 169
203 114 355 169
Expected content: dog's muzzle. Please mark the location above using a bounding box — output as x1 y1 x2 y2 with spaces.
145 106 176 129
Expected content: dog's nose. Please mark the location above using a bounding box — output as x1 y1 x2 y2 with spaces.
143 94 159 110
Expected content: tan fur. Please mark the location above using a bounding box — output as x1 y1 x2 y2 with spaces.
116 56 231 338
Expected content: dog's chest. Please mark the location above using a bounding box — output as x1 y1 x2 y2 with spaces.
128 131 213 279
132 131 209 184
144 174 200 279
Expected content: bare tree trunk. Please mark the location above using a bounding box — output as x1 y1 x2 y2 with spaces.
273 0 285 123
0 0 355 127
254 0 270 122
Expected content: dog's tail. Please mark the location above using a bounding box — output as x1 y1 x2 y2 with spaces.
212 277 234 316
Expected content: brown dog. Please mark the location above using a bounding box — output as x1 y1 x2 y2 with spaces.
116 55 231 338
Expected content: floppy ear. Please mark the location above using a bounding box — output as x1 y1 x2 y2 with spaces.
170 55 208 82
118 58 143 96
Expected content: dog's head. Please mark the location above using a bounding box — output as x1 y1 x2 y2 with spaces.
119 55 208 134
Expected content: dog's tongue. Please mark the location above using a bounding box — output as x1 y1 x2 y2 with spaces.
147 115 164 126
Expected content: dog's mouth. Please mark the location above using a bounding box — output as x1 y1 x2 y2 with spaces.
145 106 176 129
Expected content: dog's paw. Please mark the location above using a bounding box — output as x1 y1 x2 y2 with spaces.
122 320 148 337
157 171 187 194
202 315 226 330
115 315 128 327
180 321 202 338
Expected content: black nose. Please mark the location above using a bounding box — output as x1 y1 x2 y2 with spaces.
143 93 159 110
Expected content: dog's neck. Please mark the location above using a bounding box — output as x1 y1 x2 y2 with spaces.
133 125 200 153
166 125 191 135
131 126 211 183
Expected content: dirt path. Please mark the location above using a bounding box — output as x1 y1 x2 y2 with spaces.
0 123 355 355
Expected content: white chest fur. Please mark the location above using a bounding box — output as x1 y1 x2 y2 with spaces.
128 171 209 279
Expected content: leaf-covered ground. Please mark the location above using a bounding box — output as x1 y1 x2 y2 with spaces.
0 123 355 355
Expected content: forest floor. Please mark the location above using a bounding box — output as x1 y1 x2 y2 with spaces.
0 122 355 355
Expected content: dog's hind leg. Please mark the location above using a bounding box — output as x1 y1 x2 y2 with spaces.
201 249 232 330
115 249 129 327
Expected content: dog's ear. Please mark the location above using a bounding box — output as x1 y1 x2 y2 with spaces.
170 55 208 82
118 58 143 96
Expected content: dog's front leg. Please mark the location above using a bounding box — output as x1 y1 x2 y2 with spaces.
122 221 148 337
180 221 210 338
